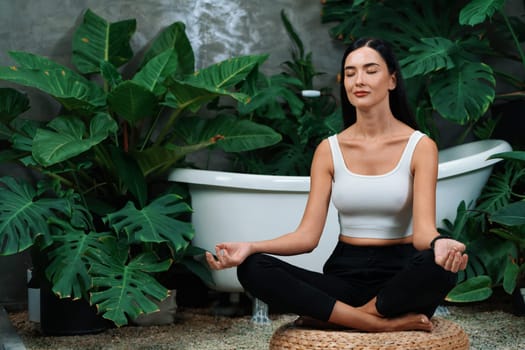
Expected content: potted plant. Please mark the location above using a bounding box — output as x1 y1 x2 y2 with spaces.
443 151 525 313
0 8 281 332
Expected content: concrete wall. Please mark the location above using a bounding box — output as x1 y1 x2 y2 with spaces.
0 0 344 118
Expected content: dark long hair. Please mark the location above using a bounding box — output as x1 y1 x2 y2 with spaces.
340 38 417 129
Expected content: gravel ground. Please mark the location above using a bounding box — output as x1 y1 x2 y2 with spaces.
7 292 525 350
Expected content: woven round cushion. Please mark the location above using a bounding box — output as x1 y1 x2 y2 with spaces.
270 317 469 350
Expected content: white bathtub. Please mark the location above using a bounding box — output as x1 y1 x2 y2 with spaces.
170 139 512 292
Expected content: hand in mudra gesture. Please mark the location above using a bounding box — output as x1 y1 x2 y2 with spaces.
205 242 252 270
433 238 468 273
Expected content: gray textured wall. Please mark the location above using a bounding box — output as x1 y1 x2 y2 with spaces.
0 0 344 118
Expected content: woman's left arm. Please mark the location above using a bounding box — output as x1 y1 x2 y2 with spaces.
411 136 468 272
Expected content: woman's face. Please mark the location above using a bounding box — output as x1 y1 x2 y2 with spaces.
343 46 396 111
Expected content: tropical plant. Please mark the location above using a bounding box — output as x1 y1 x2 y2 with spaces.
224 10 342 175
320 0 525 147
0 9 281 327
442 151 525 302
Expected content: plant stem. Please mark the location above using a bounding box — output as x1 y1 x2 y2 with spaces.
154 108 182 147
501 9 525 70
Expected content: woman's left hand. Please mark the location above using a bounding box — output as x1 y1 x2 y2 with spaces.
434 238 469 273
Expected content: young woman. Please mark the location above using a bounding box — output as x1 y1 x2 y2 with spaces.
205 38 468 332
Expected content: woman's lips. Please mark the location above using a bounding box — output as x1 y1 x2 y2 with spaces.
354 91 369 97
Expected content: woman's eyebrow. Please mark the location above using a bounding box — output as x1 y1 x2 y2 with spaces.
344 62 380 70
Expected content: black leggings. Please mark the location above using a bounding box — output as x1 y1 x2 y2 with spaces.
237 241 457 321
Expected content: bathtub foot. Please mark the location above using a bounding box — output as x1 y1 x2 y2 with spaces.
251 298 271 325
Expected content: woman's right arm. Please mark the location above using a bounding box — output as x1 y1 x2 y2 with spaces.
206 139 335 270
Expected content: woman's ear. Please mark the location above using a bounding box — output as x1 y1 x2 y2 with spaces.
389 72 397 91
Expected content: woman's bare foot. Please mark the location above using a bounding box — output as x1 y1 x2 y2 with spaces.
383 313 433 332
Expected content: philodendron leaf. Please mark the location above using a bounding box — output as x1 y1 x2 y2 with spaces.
491 201 525 226
140 22 194 76
184 54 269 90
32 113 118 166
459 0 505 26
0 88 30 122
429 62 495 124
0 52 106 111
133 49 179 96
446 275 493 302
90 251 171 326
72 9 136 74
489 151 525 162
104 194 194 252
0 177 71 255
107 81 157 122
503 260 520 294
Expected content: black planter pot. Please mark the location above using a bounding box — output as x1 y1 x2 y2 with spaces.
40 282 112 336
512 287 525 317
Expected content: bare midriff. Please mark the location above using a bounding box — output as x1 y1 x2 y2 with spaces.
338 234 413 247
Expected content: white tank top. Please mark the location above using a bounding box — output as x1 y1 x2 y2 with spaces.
328 131 426 239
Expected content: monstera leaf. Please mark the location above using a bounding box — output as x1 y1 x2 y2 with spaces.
104 194 194 252
32 113 118 166
429 62 495 124
89 250 171 327
0 177 71 255
44 218 112 299
459 0 505 26
72 9 136 74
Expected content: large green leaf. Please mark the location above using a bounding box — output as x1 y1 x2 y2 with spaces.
90 251 171 326
32 113 118 166
104 194 194 252
400 37 456 79
174 115 282 153
489 151 525 162
491 201 525 226
140 22 194 76
0 52 106 111
459 0 505 26
72 9 136 74
446 275 493 302
133 49 179 96
45 218 111 299
0 177 71 255
165 81 245 113
107 81 157 122
429 62 495 124
184 55 268 91
503 259 520 294
0 88 30 122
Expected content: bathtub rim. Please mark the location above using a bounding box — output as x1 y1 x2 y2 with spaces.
169 139 512 191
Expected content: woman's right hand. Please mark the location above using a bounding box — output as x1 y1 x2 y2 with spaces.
205 242 252 270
